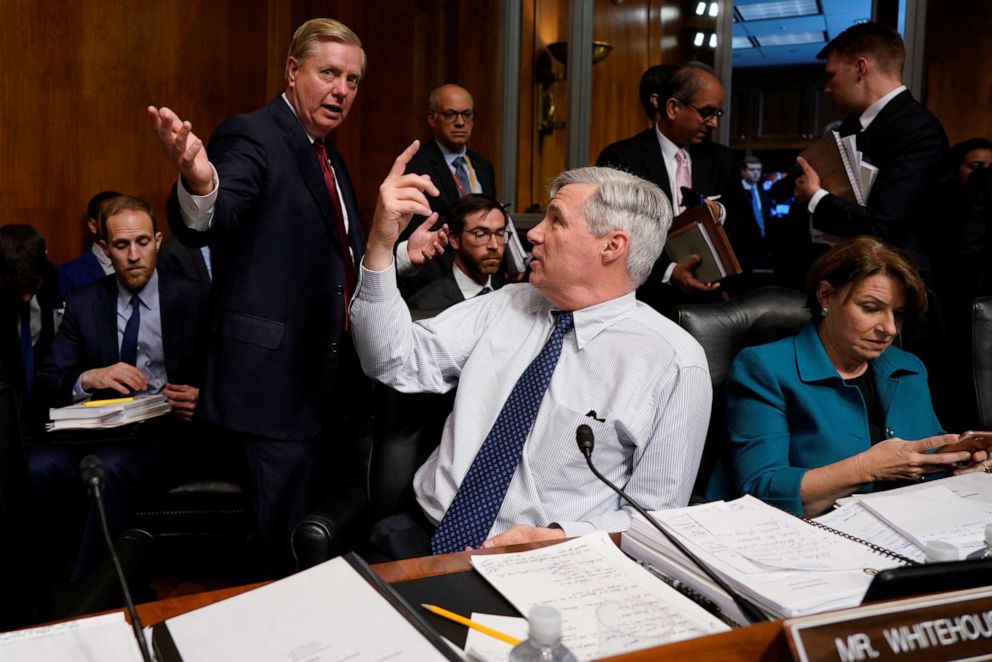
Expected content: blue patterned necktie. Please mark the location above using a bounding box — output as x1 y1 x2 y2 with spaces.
478 286 492 296
750 186 765 237
119 296 141 366
431 311 574 554
452 156 472 197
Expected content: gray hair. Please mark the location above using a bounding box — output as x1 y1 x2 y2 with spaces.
548 167 671 286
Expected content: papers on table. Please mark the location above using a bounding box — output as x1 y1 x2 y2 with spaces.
157 554 455 661
47 394 170 430
836 471 992 506
622 496 905 620
0 613 145 661
464 613 527 662
814 501 926 563
469 531 728 661
858 485 992 558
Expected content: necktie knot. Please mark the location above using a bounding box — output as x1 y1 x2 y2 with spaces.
675 149 686 165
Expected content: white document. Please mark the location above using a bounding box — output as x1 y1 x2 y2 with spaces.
859 485 992 557
469 531 728 661
0 612 144 661
814 501 926 563
837 472 992 506
163 556 450 661
463 613 527 662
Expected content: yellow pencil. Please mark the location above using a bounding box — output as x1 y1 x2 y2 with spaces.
83 397 135 407
421 603 522 646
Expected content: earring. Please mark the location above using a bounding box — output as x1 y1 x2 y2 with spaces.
821 307 829 317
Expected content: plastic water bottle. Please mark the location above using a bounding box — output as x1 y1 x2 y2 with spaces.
966 524 992 560
509 605 578 662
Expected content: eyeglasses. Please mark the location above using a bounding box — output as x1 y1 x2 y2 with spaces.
462 228 510 246
683 102 724 122
433 109 475 123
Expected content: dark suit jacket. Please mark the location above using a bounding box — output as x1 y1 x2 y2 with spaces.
401 140 496 241
57 248 105 301
159 236 211 284
36 269 207 408
597 129 761 309
406 265 503 321
167 95 365 440
812 89 948 270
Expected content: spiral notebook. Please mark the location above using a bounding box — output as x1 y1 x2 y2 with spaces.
621 495 910 620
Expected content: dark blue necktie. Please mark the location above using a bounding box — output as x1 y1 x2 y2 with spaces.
19 301 34 397
478 286 492 296
750 186 765 237
452 156 472 197
431 311 574 554
120 296 141 366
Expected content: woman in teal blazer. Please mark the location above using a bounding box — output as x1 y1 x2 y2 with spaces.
708 237 985 515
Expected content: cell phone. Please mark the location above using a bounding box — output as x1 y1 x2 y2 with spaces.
936 430 992 454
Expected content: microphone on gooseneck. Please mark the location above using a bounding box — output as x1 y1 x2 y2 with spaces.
80 456 154 662
575 425 768 625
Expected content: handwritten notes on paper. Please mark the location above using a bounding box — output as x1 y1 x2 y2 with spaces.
814 501 926 563
469 531 728 661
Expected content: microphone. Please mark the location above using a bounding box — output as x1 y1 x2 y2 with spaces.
575 425 768 625
79 456 154 662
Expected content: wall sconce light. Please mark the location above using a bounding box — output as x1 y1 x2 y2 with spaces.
537 40 614 135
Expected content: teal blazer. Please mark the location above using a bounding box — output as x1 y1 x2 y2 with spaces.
707 321 943 514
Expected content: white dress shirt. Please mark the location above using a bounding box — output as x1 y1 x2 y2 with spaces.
437 140 482 194
350 260 712 539
452 262 493 300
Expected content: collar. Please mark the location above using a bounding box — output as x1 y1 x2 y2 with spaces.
794 319 921 383
654 124 685 165
281 92 321 144
91 242 114 274
544 290 637 350
860 85 907 130
452 262 492 299
116 268 159 313
436 139 468 166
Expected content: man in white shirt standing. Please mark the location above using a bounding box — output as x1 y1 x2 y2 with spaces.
352 145 712 559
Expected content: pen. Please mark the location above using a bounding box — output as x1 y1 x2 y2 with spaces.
83 397 135 407
420 603 522 646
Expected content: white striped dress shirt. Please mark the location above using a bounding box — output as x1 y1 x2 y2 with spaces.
350 262 712 539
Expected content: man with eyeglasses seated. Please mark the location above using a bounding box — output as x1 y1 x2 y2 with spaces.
597 62 759 317
407 194 507 321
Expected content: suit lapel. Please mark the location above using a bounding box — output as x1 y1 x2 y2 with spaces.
636 130 672 200
427 141 462 206
326 145 366 266
95 277 120 365
860 89 911 163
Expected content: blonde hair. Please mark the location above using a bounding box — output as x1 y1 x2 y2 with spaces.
285 18 366 80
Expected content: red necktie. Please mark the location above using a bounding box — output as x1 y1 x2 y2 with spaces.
313 142 357 330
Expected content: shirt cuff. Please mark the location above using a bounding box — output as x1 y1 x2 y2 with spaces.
176 163 219 231
661 262 677 285
356 257 398 302
714 200 726 225
394 240 416 277
72 376 89 402
555 520 597 538
807 189 829 214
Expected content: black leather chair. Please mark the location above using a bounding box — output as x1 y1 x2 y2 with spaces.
973 296 992 429
676 286 809 497
291 384 453 570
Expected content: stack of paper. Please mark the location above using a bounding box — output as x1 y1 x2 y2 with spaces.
0 613 145 661
470 532 728 660
621 496 905 620
47 394 170 431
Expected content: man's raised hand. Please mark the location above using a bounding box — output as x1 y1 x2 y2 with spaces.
147 106 214 195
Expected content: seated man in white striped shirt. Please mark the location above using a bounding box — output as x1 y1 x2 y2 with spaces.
352 141 712 559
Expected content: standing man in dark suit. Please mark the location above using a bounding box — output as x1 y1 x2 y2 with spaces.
57 191 122 300
31 195 208 582
407 194 506 320
147 18 446 575
158 235 211 284
597 63 759 315
795 22 948 276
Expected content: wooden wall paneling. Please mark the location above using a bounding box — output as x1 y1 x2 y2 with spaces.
924 0 992 144
589 0 654 165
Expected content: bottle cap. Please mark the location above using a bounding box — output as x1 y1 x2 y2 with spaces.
527 605 562 646
926 540 960 562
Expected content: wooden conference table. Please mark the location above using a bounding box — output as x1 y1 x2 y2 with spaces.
133 539 793 661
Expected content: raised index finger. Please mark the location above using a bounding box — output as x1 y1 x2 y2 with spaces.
388 140 421 179
796 156 813 174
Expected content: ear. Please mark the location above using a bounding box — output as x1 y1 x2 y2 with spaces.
649 93 659 111
815 280 834 309
286 57 300 87
601 231 629 266
664 97 680 121
448 231 461 251
98 239 110 257
427 112 437 130
153 232 163 252
86 218 99 236
855 57 869 79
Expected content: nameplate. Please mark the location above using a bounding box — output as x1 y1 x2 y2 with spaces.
786 587 992 662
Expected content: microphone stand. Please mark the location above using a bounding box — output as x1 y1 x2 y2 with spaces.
81 456 154 662
576 425 768 625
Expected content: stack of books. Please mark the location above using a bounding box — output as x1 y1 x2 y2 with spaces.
47 394 171 431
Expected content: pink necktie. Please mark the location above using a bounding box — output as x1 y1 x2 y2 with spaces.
675 149 692 211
